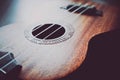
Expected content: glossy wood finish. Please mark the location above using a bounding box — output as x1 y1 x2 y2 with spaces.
0 0 120 80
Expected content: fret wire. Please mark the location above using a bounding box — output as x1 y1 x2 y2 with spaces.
0 68 6 74
0 45 35 72
0 37 33 74
43 26 62 39
0 52 11 60
0 38 35 72
1 59 16 70
0 49 30 72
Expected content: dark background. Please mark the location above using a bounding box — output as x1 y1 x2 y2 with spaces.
92 0 120 5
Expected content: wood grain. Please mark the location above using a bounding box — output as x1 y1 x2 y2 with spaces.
0 0 120 80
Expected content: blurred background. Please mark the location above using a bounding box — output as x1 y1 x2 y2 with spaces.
72 0 120 5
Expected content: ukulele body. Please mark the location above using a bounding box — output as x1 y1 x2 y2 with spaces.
0 0 119 80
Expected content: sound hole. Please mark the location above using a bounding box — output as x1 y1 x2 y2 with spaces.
32 24 65 39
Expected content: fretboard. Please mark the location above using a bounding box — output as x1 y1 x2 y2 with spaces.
0 51 17 74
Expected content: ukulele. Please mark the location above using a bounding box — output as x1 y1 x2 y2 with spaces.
0 0 119 80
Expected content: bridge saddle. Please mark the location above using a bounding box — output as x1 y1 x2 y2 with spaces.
61 3 103 16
